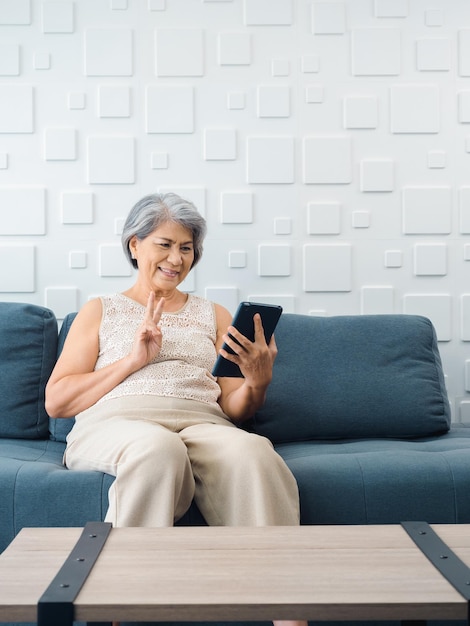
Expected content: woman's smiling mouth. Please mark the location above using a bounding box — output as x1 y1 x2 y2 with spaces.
159 267 179 278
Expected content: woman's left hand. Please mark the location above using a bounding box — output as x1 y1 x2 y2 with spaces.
219 313 277 386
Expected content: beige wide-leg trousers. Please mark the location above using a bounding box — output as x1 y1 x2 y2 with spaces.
64 396 300 527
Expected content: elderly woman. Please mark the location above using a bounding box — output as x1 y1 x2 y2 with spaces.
45 192 305 626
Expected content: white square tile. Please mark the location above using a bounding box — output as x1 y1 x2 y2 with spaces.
274 217 291 235
0 0 30 24
229 250 247 268
384 249 403 268
69 251 87 269
427 150 446 168
247 136 294 184
403 294 452 341
204 128 237 160
343 95 378 129
155 28 203 76
303 244 351 292
258 244 291 276
44 127 76 161
146 85 194 133
351 28 401 75
98 85 130 117
360 160 394 192
374 0 407 18
307 202 341 235
303 136 352 184
218 32 250 65
68 92 86 110
361 286 394 315
402 186 452 234
257 85 290 117
459 187 470 233
390 84 440 133
99 244 133 277
151 152 169 169
352 211 370 228
462 295 470 341
0 44 19 75
425 9 444 27
311 2 346 34
227 91 246 110
0 187 45 235
34 52 51 70
61 191 94 224
416 38 451 71
0 245 34 292
305 85 324 104
42 1 74 33
458 30 470 77
459 91 470 123
220 191 253 223
244 0 292 26
464 244 470 261
87 136 135 184
85 28 133 76
414 243 447 276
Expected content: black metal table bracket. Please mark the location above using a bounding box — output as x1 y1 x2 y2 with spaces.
401 521 470 626
37 521 112 626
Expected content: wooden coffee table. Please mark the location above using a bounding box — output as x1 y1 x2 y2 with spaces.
0 523 469 624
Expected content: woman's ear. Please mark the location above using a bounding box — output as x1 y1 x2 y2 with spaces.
129 236 138 259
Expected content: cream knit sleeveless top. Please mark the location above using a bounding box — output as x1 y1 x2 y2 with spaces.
94 293 221 407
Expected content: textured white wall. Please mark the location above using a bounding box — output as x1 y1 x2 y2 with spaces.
1 0 470 421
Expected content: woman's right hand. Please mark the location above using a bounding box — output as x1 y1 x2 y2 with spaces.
130 292 165 368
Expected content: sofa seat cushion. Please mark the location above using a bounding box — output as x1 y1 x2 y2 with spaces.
276 426 470 525
0 438 113 552
255 313 450 443
0 303 58 439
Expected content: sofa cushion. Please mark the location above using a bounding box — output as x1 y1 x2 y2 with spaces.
0 303 57 439
275 427 470 524
254 314 450 443
49 312 78 443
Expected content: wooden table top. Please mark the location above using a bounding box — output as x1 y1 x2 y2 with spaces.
0 524 469 623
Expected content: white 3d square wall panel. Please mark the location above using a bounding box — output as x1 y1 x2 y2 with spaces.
0 85 33 133
0 188 45 235
0 44 19 75
5 0 470 421
85 29 133 76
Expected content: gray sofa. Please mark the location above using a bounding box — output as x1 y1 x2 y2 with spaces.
1 301 470 626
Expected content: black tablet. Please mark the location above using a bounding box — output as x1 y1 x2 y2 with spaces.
212 301 283 378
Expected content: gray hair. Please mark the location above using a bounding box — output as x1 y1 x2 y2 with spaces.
122 192 207 270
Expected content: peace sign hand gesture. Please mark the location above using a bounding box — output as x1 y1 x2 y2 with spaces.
130 292 165 370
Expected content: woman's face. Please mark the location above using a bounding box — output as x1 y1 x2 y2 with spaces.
129 221 195 292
